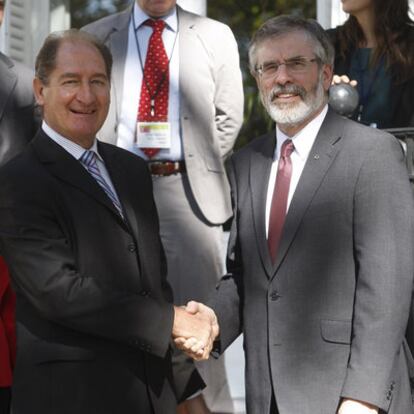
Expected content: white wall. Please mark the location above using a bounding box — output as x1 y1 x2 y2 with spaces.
0 0 70 66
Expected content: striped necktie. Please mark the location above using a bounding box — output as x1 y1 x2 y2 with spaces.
80 150 124 218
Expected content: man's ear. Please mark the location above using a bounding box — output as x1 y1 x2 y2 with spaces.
322 64 334 92
33 77 46 106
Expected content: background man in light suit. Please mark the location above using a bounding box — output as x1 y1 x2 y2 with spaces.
0 29 215 414
177 15 414 414
83 0 244 411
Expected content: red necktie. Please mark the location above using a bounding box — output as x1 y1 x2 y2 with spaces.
268 139 294 263
138 19 169 158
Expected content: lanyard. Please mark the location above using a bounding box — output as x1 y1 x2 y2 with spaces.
354 50 384 122
131 6 179 116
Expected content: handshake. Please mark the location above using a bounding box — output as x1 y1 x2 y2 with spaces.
172 301 219 361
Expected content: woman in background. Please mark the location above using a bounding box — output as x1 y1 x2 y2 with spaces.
328 0 414 128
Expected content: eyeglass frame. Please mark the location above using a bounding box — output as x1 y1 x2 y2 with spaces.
254 56 320 79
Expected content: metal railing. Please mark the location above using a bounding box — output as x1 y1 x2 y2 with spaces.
385 128 414 184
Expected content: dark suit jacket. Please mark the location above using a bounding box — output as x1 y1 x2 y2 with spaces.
0 52 38 165
327 28 414 128
0 52 38 391
0 130 202 414
211 109 414 413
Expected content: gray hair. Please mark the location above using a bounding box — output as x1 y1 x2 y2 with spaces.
248 15 335 74
35 29 113 85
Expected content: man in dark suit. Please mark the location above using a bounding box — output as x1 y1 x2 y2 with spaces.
0 29 213 414
0 1 38 412
176 16 414 414
82 2 244 409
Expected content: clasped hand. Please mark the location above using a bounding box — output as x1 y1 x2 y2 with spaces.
172 301 219 361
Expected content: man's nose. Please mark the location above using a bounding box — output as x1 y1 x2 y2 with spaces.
76 82 95 104
273 63 292 86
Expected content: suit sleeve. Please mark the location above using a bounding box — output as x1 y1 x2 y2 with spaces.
340 135 414 410
213 25 244 158
0 162 174 359
209 157 244 354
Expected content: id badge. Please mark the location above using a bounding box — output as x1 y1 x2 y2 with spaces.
136 122 171 149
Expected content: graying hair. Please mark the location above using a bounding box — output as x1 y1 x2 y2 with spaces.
248 15 335 74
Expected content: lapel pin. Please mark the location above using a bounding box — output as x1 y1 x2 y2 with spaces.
314 154 320 159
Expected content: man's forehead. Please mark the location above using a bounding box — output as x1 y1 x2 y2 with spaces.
54 40 106 68
257 31 314 59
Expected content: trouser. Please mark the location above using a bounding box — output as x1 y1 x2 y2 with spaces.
152 173 234 412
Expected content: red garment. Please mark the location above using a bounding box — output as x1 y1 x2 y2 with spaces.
268 140 294 263
0 257 15 387
138 19 169 158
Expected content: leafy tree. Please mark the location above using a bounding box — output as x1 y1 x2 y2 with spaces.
71 0 130 28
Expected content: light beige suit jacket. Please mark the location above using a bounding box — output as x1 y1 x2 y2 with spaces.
83 5 244 224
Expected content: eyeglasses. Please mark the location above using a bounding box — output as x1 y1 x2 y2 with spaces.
255 57 319 80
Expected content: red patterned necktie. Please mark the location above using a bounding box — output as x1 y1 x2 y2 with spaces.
268 139 294 263
138 19 169 158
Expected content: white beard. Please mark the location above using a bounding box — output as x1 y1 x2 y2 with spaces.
262 73 326 127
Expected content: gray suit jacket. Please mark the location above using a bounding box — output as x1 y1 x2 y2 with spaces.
0 52 38 166
83 5 244 224
211 109 414 413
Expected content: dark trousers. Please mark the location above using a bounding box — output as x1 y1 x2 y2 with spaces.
0 387 11 414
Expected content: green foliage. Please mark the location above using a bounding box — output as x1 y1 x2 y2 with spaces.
71 0 130 28
208 0 316 148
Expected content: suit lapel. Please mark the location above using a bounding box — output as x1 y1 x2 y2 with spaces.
249 132 276 278
178 7 199 119
0 54 17 123
271 109 344 277
109 9 130 119
32 131 128 230
103 6 131 144
98 142 139 237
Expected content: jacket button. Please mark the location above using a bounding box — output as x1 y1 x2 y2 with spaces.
270 291 281 301
140 290 150 297
128 244 136 252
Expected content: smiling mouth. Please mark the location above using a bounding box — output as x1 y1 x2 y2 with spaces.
274 93 298 99
70 108 96 115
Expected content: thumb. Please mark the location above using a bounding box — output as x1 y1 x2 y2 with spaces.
185 300 200 314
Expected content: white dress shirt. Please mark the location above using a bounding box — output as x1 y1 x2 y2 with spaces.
117 2 181 161
265 105 328 238
42 121 121 205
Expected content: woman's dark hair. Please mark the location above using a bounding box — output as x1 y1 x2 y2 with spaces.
336 0 414 82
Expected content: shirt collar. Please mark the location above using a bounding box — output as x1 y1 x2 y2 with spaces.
133 2 178 33
274 104 328 161
42 121 102 162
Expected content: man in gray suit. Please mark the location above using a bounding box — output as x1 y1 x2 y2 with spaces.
0 0 38 166
176 15 414 414
83 0 243 411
